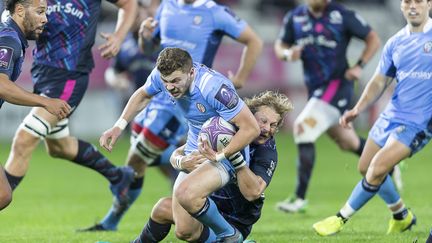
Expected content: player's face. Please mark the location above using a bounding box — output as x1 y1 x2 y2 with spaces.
253 106 281 145
306 0 327 12
401 0 432 28
160 68 194 98
23 0 47 40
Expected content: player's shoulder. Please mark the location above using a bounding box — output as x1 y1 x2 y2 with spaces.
0 28 22 53
195 63 230 92
0 23 19 42
387 27 408 46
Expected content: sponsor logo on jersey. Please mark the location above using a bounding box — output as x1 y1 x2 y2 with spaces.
329 11 343 24
196 103 206 113
47 2 85 19
424 41 432 53
193 15 202 25
0 47 13 69
215 84 239 109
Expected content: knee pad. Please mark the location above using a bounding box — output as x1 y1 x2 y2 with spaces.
293 98 340 143
131 133 166 165
46 118 70 139
19 113 51 138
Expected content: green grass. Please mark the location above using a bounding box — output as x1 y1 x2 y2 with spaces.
0 133 431 242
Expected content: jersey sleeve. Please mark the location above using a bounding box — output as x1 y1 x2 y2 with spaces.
278 11 295 45
212 4 247 39
249 144 278 186
343 10 371 40
200 73 245 122
376 36 397 78
0 35 21 79
142 68 163 96
152 1 164 41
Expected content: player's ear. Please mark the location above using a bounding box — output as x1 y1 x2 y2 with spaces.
15 3 26 18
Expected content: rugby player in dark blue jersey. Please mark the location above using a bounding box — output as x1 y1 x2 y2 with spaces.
130 91 293 243
0 0 70 210
274 0 381 213
3 0 137 205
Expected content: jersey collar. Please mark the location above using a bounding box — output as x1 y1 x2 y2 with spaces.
404 18 432 35
6 18 28 49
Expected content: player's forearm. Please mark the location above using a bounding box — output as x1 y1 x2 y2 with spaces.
358 31 381 66
234 32 263 88
224 108 260 158
0 79 45 107
115 0 138 42
118 88 150 123
353 73 388 113
236 167 266 201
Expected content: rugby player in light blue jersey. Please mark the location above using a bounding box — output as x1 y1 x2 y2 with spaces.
0 0 70 210
139 0 262 88
129 91 294 243
100 47 260 242
313 0 432 236
4 0 138 207
274 0 381 213
81 0 263 232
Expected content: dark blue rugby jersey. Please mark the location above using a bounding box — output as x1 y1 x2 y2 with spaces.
33 0 117 72
210 137 278 235
279 2 371 90
0 18 29 107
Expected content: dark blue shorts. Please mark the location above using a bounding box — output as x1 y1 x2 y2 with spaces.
308 79 354 114
32 64 89 115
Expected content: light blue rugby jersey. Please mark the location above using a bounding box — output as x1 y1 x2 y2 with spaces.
143 62 245 153
377 19 432 129
153 0 246 67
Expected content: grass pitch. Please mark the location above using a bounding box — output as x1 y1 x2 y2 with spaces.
0 133 431 242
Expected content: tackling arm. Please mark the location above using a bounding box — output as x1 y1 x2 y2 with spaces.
236 166 267 201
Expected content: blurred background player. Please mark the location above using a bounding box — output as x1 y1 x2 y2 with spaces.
99 47 260 242
313 0 431 236
78 0 188 232
274 0 381 213
104 0 160 109
139 0 263 89
3 0 138 205
80 0 263 232
131 91 293 243
0 0 71 210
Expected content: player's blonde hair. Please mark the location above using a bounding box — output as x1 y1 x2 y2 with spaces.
245 91 294 128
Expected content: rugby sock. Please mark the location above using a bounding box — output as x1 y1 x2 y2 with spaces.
295 143 315 199
343 178 380 217
377 174 401 205
426 229 432 243
197 225 217 243
354 137 366 156
393 207 408 220
72 140 121 184
135 217 171 243
192 197 235 237
101 177 143 229
4 171 23 190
